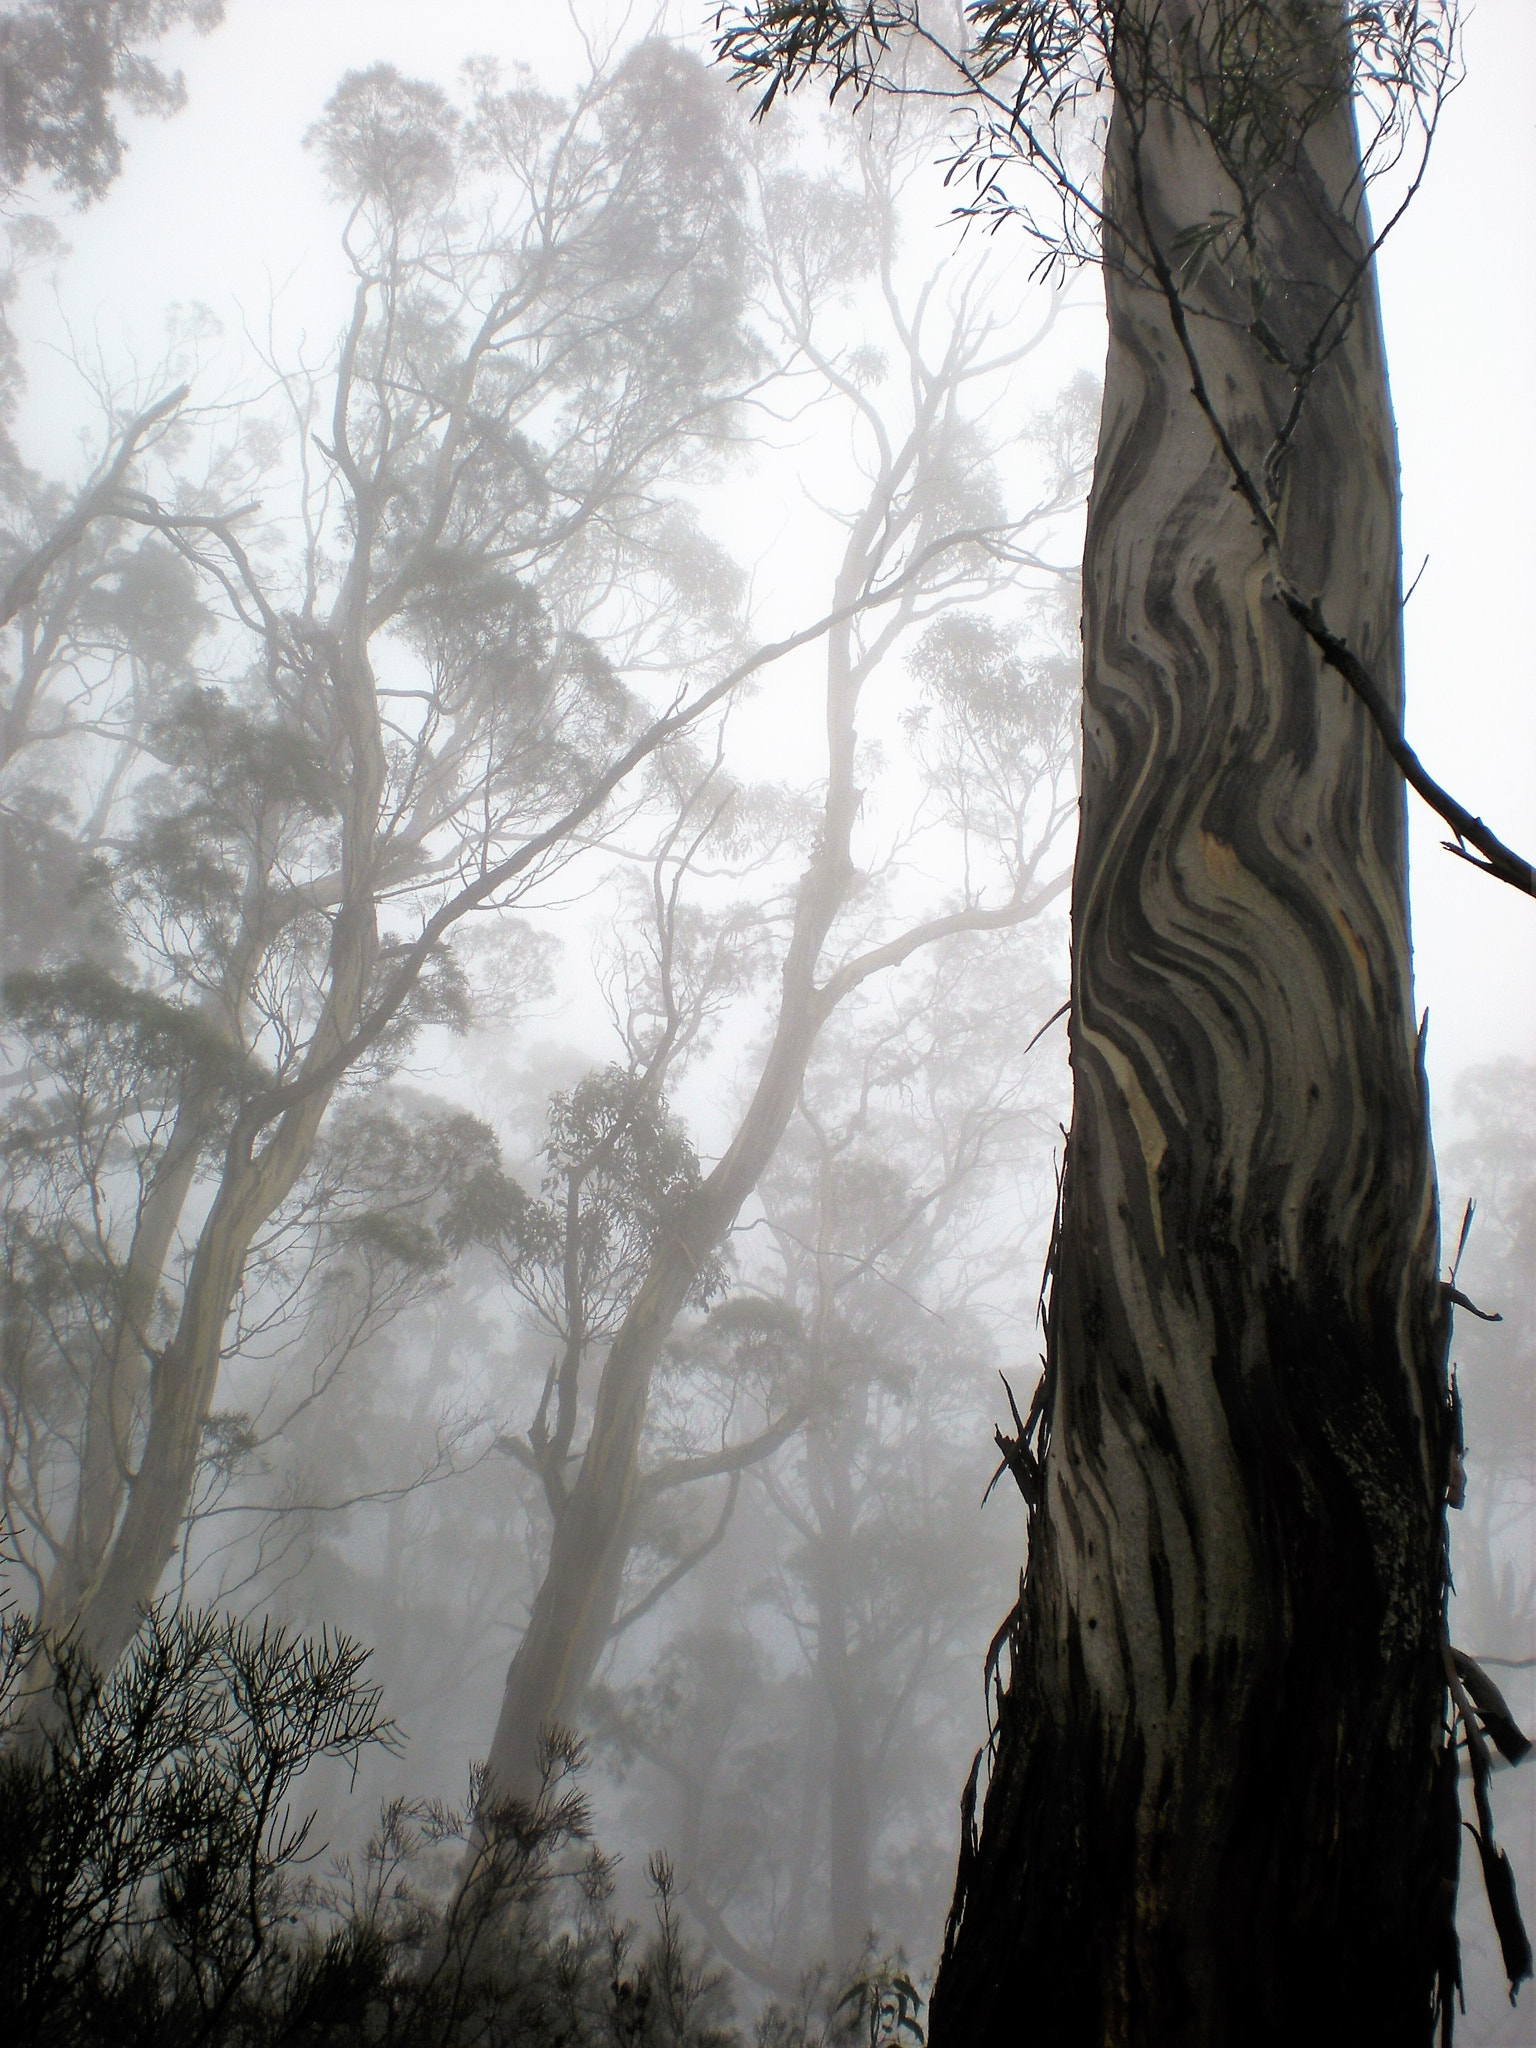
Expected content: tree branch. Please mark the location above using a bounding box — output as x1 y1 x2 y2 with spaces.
816 866 1072 1013
0 385 189 628
608 1471 742 1638
640 1403 807 1500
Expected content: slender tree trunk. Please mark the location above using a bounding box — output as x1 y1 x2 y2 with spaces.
54 587 387 1676
483 1250 704 1804
39 860 309 1655
470 194 1073 1813
38 1099 205 1633
819 1470 873 1971
67 1069 349 1671
478 561 871 1809
479 975 836 1804
931 24 1451 2048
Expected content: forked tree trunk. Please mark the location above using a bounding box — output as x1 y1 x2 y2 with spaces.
930 22 1451 2048
478 516 874 1810
479 965 839 1806
480 1242 710 1805
37 586 388 1683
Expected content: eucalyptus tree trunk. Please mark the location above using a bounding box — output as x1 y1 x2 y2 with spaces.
472 112 1078 1812
40 884 288 1645
930 20 1451 2048
476 427 891 1810
66 1039 362 1673
37 1104 205 1636
51 587 387 1680
478 473 910 1804
817 1456 873 1972
478 887 845 1805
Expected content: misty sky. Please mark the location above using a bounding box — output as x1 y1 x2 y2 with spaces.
10 0 1530 1146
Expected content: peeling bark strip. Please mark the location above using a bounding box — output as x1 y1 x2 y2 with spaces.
931 12 1453 2046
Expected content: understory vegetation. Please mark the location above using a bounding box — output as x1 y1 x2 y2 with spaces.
0 1594 927 2048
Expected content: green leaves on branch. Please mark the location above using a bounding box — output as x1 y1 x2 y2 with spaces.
448 1065 727 1334
0 1 227 206
0 1597 392 2041
2 961 260 1116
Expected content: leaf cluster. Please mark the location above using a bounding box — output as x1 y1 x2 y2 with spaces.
452 1066 726 1341
3 960 260 1119
717 2 1460 270
0 1 226 205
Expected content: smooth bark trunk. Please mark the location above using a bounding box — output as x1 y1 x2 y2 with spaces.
479 493 876 1809
67 1062 353 1671
56 580 387 1675
479 963 839 1803
38 1101 205 1634
931 23 1450 2048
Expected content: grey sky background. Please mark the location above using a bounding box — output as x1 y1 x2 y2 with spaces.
13 0 1532 1127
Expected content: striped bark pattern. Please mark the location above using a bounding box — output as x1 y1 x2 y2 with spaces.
931 27 1452 2047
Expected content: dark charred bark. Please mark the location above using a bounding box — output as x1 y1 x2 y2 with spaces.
930 18 1454 2047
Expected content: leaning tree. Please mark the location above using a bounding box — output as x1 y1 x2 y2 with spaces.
468 100 1083 1816
1 40 770 1685
717 2 1533 2041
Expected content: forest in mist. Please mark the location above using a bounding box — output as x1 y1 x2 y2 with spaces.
0 4 1531 2044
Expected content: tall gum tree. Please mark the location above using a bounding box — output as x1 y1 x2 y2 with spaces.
1 41 772 1687
940 23 1449 2045
471 110 1082 1813
714 1 1534 2039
